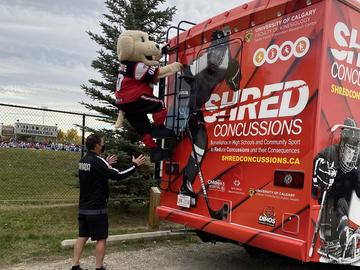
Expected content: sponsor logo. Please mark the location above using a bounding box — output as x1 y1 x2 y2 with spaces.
253 37 310 66
258 206 276 227
253 48 266 66
234 180 241 186
207 179 225 192
229 179 244 195
245 31 253 43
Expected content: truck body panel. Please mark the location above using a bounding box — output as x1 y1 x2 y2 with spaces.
157 0 360 265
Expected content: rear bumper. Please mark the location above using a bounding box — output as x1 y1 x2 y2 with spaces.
158 205 308 261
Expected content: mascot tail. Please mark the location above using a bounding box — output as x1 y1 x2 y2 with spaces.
115 110 124 129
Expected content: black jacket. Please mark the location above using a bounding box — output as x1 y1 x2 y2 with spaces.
78 151 136 210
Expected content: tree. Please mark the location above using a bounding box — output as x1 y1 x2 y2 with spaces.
57 129 65 143
81 0 176 120
57 128 81 144
80 0 176 205
65 128 82 145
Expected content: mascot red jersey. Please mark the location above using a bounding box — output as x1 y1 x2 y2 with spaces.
115 30 182 162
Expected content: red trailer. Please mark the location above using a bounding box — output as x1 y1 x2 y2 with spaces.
157 0 360 265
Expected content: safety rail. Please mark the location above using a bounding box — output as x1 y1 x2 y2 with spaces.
154 21 195 185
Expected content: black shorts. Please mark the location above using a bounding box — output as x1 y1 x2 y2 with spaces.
78 214 108 241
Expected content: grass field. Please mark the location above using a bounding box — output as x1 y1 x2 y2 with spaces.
0 203 190 267
0 148 80 201
0 148 192 267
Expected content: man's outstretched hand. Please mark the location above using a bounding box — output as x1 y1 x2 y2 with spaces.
132 154 146 167
106 154 118 165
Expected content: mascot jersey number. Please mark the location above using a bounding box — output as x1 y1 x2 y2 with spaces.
115 30 182 162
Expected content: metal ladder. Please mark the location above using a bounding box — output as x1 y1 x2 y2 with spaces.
155 21 196 189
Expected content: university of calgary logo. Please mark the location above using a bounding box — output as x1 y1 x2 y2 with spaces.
245 31 253 43
248 188 255 197
258 206 276 227
253 36 310 67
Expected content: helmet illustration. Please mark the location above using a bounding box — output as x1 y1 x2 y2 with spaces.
207 31 229 68
339 118 360 173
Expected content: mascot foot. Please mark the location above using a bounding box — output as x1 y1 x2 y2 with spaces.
151 125 176 139
149 147 171 162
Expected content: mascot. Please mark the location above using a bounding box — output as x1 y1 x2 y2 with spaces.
115 30 182 162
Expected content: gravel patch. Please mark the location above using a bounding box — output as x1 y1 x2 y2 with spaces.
7 242 356 270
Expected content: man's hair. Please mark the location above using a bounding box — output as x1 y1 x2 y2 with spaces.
85 134 102 150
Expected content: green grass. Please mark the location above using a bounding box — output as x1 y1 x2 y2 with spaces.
0 148 196 267
0 148 80 201
0 203 191 267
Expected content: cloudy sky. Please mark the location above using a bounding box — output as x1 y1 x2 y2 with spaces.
0 0 247 116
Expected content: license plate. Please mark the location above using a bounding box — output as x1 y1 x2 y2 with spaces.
177 194 191 208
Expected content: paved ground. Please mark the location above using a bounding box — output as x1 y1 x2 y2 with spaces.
7 242 358 270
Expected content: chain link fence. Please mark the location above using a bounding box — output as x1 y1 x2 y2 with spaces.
0 103 112 203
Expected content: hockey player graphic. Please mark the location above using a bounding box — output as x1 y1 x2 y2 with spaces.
312 118 360 262
179 30 241 217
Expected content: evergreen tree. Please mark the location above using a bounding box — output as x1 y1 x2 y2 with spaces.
81 0 176 205
81 0 176 120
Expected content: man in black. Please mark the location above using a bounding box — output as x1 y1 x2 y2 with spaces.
71 134 145 270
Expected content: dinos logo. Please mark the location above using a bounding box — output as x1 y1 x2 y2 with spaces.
253 37 310 66
258 206 276 227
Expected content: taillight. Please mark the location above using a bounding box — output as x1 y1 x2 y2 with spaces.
274 170 304 188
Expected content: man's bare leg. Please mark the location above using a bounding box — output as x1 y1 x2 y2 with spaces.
95 239 107 269
72 237 88 267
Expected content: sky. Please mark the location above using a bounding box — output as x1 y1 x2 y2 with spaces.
0 0 248 128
